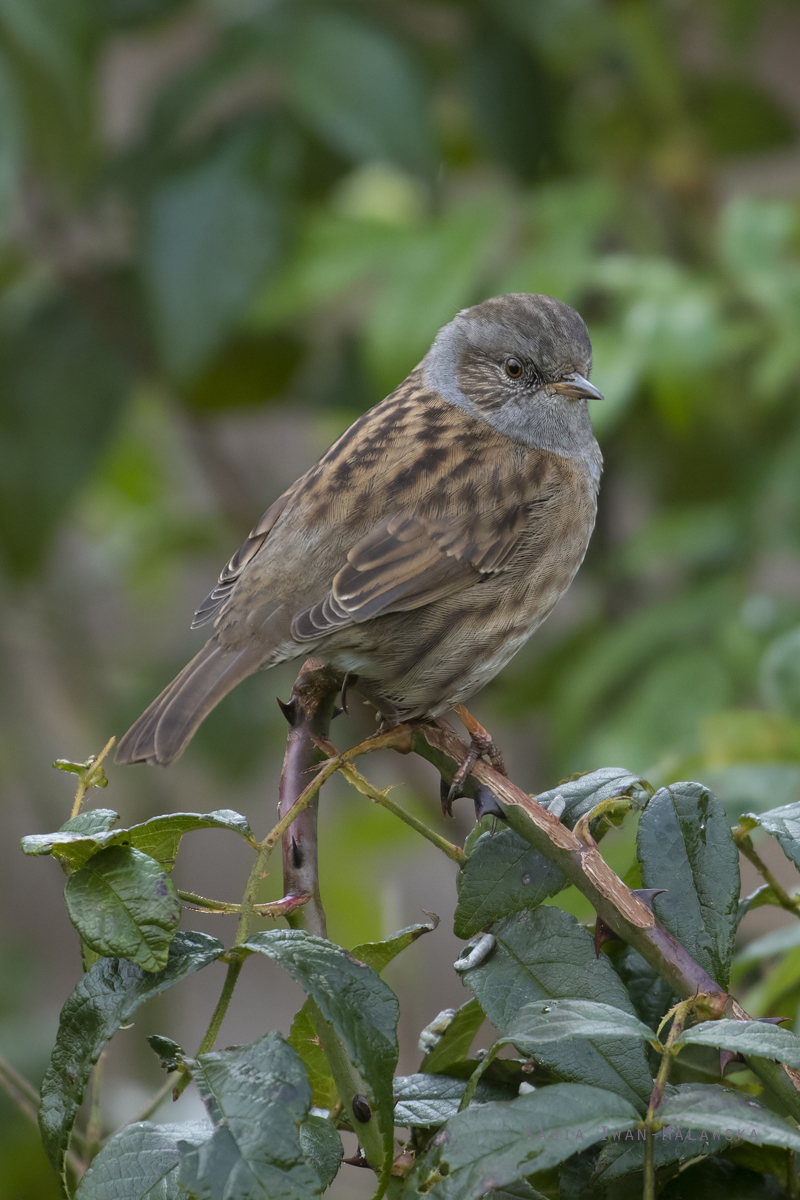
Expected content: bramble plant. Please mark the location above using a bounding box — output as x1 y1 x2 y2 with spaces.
13 660 800 1200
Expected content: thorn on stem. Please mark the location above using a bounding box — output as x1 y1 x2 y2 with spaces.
277 696 298 725
342 1152 371 1168
474 784 506 824
291 838 303 869
594 916 622 957
632 889 667 909
720 1048 746 1075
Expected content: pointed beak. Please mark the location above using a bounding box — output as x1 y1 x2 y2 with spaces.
551 372 604 401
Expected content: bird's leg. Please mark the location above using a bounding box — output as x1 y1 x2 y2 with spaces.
445 704 507 810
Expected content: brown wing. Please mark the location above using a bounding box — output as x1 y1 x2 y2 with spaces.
290 495 545 641
191 491 293 629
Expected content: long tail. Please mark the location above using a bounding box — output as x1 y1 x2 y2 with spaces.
115 639 267 766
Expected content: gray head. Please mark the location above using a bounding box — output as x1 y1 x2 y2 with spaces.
422 293 603 462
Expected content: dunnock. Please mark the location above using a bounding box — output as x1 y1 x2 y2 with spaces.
116 293 603 768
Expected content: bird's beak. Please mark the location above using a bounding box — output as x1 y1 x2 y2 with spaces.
551 372 604 401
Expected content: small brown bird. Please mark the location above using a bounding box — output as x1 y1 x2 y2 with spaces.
116 293 603 769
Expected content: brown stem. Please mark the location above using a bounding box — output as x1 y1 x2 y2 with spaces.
276 659 342 938
406 720 800 1119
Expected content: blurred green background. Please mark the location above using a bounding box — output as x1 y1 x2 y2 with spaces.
5 0 800 1194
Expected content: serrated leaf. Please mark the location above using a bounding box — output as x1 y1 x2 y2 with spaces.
22 808 255 872
123 809 257 865
299 1115 342 1189
503 999 656 1049
657 1083 800 1150
454 828 565 939
286 921 432 1116
40 931 224 1197
351 918 438 974
534 768 650 828
392 1073 512 1127
243 931 399 1180
177 1032 322 1200
416 1083 638 1200
637 782 739 987
74 1121 210 1199
419 997 485 1074
743 799 800 872
65 846 180 971
676 1018 800 1065
59 809 119 836
463 908 654 1110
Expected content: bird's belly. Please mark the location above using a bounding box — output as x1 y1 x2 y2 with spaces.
324 545 584 719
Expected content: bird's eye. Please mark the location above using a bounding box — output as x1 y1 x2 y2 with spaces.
505 357 523 379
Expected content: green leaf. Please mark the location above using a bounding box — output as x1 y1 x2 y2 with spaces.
75 1121 210 1199
284 9 434 177
287 1002 338 1113
243 931 399 1179
22 808 255 871
534 768 651 828
636 782 739 987
392 1073 512 1128
454 828 565 939
351 918 438 973
40 931 224 1197
59 809 119 836
145 136 281 378
675 1018 800 1066
298 1114 342 1189
736 883 788 928
123 809 257 865
419 997 485 1074
0 296 132 576
414 1083 639 1200
462 908 654 1110
286 920 434 1114
743 799 800 872
593 1094 720 1183
502 999 657 1050
657 1083 800 1150
64 846 181 971
177 1032 323 1200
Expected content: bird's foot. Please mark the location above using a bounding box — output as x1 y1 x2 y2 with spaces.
443 705 507 815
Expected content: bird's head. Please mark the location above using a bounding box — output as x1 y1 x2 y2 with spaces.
423 293 603 455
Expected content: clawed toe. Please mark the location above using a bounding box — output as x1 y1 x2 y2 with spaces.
442 705 508 815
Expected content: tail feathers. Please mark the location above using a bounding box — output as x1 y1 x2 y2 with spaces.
115 639 266 766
